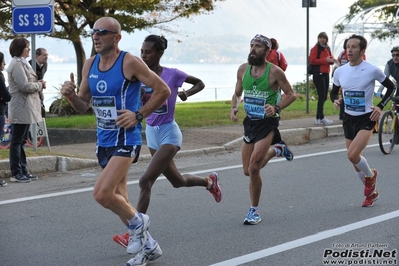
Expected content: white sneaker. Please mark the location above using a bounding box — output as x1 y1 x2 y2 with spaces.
320 118 333 125
126 242 162 266
126 213 150 255
314 119 322 125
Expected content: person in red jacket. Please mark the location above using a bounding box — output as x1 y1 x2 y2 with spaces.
309 32 338 125
266 38 287 125
266 38 287 71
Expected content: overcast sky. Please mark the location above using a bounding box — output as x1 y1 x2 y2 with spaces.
5 0 399 63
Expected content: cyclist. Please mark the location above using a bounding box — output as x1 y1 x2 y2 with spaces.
375 46 399 97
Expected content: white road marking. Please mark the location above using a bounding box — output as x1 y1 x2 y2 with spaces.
209 210 399 266
0 142 396 265
0 143 379 205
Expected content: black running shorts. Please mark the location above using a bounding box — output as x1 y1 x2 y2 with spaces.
343 112 376 140
242 116 281 144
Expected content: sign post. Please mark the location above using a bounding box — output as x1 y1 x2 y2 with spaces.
12 0 54 34
12 0 53 151
302 0 317 114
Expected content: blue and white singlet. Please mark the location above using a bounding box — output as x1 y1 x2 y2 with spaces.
88 51 142 147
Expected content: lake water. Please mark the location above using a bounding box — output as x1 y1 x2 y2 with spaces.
37 63 310 110
4 63 383 110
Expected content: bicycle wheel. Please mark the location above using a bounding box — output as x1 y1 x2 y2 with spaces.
26 131 44 148
378 110 396 154
0 125 11 149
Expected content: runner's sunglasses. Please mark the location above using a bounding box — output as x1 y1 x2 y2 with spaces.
90 28 118 36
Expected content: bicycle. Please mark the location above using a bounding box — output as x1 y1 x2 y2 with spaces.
378 96 399 154
0 117 44 149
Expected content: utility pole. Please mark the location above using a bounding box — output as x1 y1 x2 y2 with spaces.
302 0 316 114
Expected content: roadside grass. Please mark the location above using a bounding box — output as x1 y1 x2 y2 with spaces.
1 97 382 159
42 98 340 130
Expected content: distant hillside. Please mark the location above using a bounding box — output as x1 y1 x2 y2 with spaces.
1 0 396 66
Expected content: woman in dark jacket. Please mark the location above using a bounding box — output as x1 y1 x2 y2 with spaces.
0 52 11 140
0 52 11 187
309 32 338 125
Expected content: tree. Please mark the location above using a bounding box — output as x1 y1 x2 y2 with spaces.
336 0 399 41
0 0 224 85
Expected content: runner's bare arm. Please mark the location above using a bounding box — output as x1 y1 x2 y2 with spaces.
273 66 296 109
61 57 93 113
126 55 170 117
231 63 247 122
115 54 171 129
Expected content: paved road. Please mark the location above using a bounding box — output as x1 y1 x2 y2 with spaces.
1 135 398 266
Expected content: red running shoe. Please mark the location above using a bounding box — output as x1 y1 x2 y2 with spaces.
362 190 379 207
364 169 378 196
207 172 222 202
113 232 129 248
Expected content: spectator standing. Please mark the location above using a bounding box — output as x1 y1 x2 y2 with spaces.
29 48 48 117
375 46 399 98
266 38 287 71
7 38 45 183
0 52 11 187
267 38 288 124
309 32 338 125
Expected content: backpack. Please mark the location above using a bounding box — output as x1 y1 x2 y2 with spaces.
307 46 329 75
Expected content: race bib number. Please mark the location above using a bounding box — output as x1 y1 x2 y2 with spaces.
243 96 266 119
141 84 168 114
344 91 365 112
92 96 118 130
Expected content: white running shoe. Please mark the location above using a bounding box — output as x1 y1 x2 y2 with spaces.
320 118 333 125
126 242 162 266
126 213 150 255
314 118 333 125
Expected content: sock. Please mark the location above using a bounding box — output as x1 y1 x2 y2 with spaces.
274 147 282 157
250 206 259 211
127 213 142 229
206 177 213 190
146 232 157 248
354 156 373 177
355 171 365 183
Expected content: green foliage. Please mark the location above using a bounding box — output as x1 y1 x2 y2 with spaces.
292 78 318 100
0 0 224 85
48 86 93 116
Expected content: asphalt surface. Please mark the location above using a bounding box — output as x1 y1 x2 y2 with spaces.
46 115 342 160
0 134 398 266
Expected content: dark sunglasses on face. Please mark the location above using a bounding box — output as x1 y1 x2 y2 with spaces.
392 53 399 58
90 28 118 36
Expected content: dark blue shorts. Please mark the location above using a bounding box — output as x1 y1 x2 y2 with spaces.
96 145 141 169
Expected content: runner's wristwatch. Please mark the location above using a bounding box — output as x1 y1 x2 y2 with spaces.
274 105 281 114
135 111 143 122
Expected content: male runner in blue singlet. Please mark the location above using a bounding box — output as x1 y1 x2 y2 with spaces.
61 17 170 265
